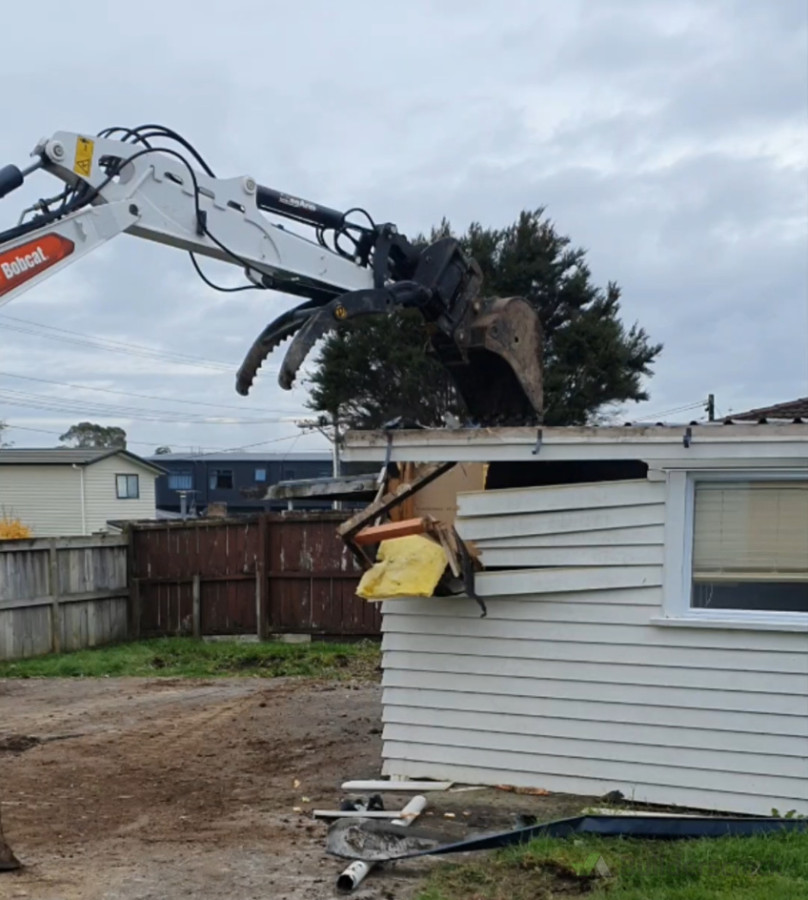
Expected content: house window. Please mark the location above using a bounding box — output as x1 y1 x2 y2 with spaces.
116 474 140 499
690 479 808 614
255 468 267 482
168 471 193 490
209 469 233 490
661 472 808 628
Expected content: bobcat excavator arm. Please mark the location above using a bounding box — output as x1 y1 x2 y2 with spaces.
0 125 542 425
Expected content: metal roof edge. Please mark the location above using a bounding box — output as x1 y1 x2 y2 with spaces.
342 423 808 464
0 447 167 474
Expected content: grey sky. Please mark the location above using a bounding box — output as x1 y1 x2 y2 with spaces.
0 0 805 455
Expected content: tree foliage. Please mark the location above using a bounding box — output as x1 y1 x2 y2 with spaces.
59 421 127 449
305 208 662 428
0 515 32 540
305 311 462 429
154 446 172 455
0 421 11 448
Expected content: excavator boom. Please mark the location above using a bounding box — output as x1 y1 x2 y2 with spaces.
0 125 542 425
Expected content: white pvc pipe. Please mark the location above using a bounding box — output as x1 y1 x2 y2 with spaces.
391 794 428 826
335 794 427 893
341 780 452 792
336 860 373 892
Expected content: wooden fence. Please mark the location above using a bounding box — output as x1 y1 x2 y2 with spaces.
129 513 378 639
0 514 377 661
0 535 128 661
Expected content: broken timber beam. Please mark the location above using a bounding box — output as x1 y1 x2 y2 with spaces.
354 517 428 546
337 462 456 541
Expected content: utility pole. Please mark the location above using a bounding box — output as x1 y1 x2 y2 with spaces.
706 394 715 422
297 413 343 509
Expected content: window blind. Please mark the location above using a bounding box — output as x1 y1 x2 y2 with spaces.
692 480 808 581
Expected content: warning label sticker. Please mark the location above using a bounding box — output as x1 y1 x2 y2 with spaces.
74 136 94 177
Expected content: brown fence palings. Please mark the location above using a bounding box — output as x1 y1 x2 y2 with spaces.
130 513 378 639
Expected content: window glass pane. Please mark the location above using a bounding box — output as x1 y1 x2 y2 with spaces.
210 470 233 490
116 474 139 499
255 468 267 482
691 480 808 613
168 472 193 490
693 481 808 576
693 581 808 613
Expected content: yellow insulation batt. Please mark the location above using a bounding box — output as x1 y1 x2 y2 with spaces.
356 534 448 600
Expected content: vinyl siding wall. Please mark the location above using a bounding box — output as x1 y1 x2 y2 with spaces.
380 477 808 816
0 465 83 536
82 456 157 533
0 458 158 537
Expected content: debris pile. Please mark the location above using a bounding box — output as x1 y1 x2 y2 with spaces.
309 778 448 893
337 461 487 614
312 775 808 893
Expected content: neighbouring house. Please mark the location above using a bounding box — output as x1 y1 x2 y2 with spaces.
0 448 165 537
727 396 808 423
149 451 369 516
343 417 808 816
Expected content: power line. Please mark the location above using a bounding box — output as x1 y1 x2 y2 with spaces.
0 313 236 371
0 388 289 425
633 400 707 421
184 433 314 456
1 422 217 452
0 370 295 416
2 423 309 454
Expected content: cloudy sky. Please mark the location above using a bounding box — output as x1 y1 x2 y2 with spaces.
0 0 805 456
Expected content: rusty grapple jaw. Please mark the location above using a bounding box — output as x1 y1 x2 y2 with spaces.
236 237 543 427
434 294 544 426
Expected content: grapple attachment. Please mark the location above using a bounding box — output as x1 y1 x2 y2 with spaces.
236 237 544 427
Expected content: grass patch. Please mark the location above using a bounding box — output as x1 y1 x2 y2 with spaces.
417 831 808 900
0 637 381 680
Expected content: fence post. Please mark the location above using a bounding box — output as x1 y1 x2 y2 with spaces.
127 525 141 640
256 514 268 641
192 574 201 638
48 539 61 654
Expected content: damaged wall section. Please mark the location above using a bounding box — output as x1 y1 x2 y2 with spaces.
345 425 808 818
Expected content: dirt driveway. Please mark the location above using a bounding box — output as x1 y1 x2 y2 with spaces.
1 676 429 900
1 676 595 900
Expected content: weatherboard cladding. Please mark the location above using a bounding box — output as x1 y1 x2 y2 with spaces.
378 477 808 816
0 451 160 536
82 454 158 533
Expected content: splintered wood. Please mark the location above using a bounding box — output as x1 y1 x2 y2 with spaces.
354 517 428 546
342 460 484 601
354 515 474 583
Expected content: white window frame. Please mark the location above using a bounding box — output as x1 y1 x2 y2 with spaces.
657 468 808 632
